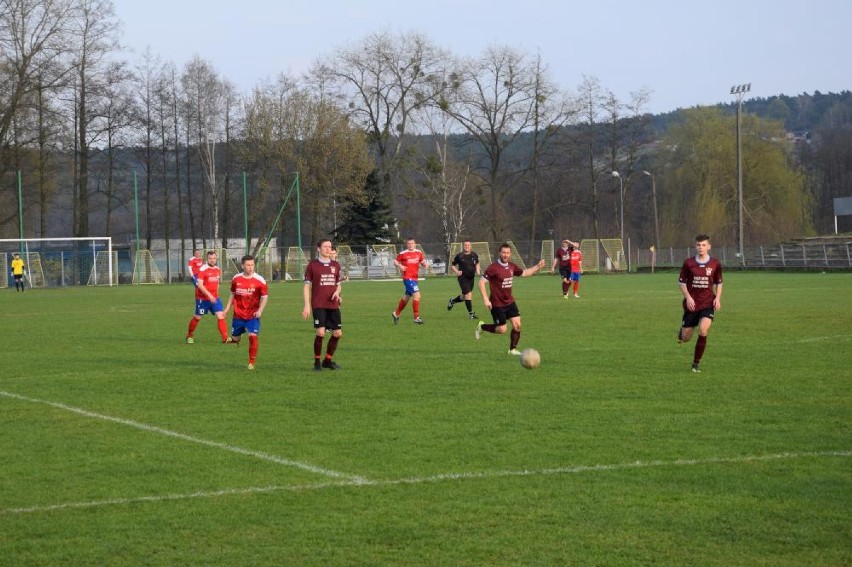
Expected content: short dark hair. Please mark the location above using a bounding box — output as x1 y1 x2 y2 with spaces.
500 242 511 251
695 234 710 243
206 250 216 257
241 254 255 264
316 238 331 248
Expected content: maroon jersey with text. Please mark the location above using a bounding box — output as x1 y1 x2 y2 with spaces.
482 260 524 308
195 263 222 300
304 258 342 309
230 272 269 319
679 256 723 310
554 247 571 268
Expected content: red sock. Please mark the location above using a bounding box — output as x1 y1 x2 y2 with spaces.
510 329 520 350
412 300 420 318
314 335 323 358
187 317 199 337
694 335 707 364
395 299 407 315
217 318 228 341
573 282 579 294
326 335 340 358
482 323 498 333
248 335 258 364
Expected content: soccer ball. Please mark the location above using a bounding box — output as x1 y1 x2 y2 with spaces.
520 348 541 369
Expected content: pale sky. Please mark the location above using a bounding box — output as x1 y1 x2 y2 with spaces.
112 0 849 115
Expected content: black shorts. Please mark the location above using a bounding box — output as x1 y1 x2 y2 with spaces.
490 302 520 326
457 275 475 295
313 308 342 330
559 267 571 280
682 307 715 328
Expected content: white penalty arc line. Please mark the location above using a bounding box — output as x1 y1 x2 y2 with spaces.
0 390 366 484
3 450 849 515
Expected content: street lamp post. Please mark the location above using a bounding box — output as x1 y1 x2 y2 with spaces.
611 171 624 244
642 170 660 251
731 83 750 265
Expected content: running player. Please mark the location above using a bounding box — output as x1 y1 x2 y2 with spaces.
185 251 229 344
447 240 480 319
476 243 545 355
303 239 343 371
391 237 428 325
678 234 723 373
187 249 204 280
224 255 269 370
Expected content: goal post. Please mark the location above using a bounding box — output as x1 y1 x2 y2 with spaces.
0 238 114 287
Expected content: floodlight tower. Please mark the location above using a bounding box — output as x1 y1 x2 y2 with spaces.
611 171 624 243
731 83 751 265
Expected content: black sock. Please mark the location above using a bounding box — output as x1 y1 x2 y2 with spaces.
465 299 472 312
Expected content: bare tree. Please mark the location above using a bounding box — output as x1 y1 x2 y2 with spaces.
440 45 539 241
575 74 606 241
181 56 228 243
323 31 447 200
68 0 120 237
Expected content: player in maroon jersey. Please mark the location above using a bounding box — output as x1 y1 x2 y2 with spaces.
391 237 428 324
303 239 343 371
185 251 229 344
678 234 723 373
224 255 269 370
550 239 579 298
476 243 545 355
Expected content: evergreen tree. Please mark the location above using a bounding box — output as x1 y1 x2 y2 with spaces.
334 169 395 245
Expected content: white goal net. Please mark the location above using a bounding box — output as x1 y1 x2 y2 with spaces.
0 238 114 287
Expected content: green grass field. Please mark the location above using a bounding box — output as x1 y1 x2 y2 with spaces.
1 272 850 565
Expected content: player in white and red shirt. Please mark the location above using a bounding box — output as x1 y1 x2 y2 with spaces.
185 251 229 344
224 255 269 370
550 238 579 298
302 239 343 371
677 234 723 373
391 237 428 324
477 243 545 355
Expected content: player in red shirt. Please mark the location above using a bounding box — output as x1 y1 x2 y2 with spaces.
476 243 545 355
185 251 229 344
391 237 428 324
568 245 583 298
224 255 269 370
303 239 343 371
187 249 204 280
678 234 723 373
550 238 579 298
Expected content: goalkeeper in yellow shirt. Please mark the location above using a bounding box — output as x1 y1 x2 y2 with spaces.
11 253 25 292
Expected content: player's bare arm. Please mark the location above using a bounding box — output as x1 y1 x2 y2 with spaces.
302 283 312 320
255 295 269 319
713 283 723 310
523 259 546 277
680 283 696 311
478 277 492 310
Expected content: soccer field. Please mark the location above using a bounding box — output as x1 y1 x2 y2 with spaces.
1 272 850 565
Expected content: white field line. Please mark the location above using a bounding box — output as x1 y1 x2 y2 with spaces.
2 450 849 515
0 390 366 484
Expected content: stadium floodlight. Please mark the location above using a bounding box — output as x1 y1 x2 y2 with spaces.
611 171 624 244
730 82 751 265
642 170 660 251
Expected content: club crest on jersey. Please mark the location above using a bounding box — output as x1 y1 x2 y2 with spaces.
330 267 336 274
706 268 713 276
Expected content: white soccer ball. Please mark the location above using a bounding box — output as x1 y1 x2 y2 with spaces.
520 348 541 369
